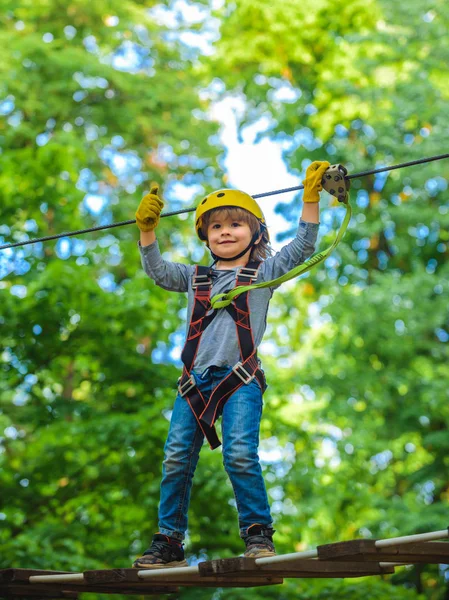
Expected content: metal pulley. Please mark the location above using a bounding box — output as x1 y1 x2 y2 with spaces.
321 164 350 203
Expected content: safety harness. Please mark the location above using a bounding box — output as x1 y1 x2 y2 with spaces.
177 260 267 450
177 164 352 449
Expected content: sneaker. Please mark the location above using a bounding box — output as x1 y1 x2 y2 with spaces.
242 523 276 558
132 533 188 569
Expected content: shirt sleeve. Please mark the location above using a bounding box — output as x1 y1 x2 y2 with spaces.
138 240 195 293
259 219 319 287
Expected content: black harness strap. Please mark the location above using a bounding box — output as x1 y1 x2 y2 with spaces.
178 261 267 450
199 265 265 428
180 267 216 373
178 266 221 449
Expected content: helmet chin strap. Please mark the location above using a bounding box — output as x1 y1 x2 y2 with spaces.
208 230 261 264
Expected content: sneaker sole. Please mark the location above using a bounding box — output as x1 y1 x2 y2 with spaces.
132 559 188 569
244 550 276 558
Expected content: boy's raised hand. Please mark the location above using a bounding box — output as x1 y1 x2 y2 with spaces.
303 161 330 203
135 185 165 232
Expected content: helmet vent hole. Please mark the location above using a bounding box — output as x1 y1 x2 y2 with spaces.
217 192 225 198
201 198 208 204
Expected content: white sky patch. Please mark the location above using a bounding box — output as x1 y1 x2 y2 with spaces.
211 96 301 251
10 285 27 298
111 43 143 71
169 181 204 202
260 446 283 463
149 0 222 27
269 83 302 104
83 194 107 214
177 31 216 54
110 154 128 174
149 0 221 56
149 5 179 29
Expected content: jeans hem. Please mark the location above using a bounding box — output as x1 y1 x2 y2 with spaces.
239 522 274 538
158 528 184 542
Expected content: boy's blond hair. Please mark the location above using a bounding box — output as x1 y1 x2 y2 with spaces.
200 206 273 262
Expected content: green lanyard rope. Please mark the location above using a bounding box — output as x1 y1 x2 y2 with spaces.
210 201 352 310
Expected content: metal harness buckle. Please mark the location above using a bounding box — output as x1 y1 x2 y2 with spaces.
179 375 196 397
232 361 255 384
238 267 258 280
192 274 211 289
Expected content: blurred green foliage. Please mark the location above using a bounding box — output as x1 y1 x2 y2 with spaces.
1 0 448 599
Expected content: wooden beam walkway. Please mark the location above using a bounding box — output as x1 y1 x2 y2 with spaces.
1 528 448 598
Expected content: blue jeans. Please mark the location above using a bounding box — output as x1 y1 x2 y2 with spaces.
158 365 273 541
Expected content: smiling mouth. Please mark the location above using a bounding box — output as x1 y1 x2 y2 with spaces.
219 241 235 244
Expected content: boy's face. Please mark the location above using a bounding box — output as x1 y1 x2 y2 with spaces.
207 214 254 259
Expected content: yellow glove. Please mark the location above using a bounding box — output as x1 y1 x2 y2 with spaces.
135 185 165 232
303 161 330 203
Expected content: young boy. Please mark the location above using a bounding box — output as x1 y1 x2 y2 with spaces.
133 160 330 569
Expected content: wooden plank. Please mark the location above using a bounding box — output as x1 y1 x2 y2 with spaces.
198 557 259 574
1 578 281 593
82 566 282 587
199 557 394 578
0 570 178 596
380 542 449 564
0 559 394 594
0 582 177 596
85 573 283 588
317 541 449 564
0 571 72 584
1 570 282 592
167 577 283 587
83 569 143 584
263 559 394 578
317 539 376 560
0 585 78 599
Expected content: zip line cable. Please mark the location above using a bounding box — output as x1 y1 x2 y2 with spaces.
1 152 448 251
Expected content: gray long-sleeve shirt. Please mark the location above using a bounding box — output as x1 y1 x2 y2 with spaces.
138 220 319 373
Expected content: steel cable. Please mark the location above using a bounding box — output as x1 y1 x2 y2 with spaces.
1 152 448 251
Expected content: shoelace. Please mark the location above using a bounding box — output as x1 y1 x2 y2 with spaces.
144 539 177 557
246 535 273 547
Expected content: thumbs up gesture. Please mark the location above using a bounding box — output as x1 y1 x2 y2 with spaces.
135 185 165 232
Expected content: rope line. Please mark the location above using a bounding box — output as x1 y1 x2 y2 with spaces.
1 152 448 251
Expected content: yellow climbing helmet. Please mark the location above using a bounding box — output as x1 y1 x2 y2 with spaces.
195 189 268 241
